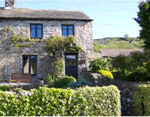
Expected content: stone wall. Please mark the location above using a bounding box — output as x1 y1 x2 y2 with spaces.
0 42 88 81
0 42 54 81
0 20 93 54
0 19 93 81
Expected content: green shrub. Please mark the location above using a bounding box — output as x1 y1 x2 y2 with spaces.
98 70 113 79
128 66 149 81
93 42 100 52
44 73 58 86
89 58 112 72
145 59 150 77
111 51 150 81
52 76 76 88
67 77 93 89
111 70 131 81
111 51 145 73
0 85 11 91
133 84 150 116
0 85 121 116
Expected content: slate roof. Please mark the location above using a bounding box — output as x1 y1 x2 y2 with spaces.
0 8 93 21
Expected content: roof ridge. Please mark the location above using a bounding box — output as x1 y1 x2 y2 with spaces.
13 7 84 12
0 7 93 21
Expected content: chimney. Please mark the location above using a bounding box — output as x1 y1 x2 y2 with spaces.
5 0 17 9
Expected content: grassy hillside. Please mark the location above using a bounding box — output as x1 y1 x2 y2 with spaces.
94 37 144 49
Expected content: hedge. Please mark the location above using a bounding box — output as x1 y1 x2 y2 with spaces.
0 85 121 116
133 84 150 116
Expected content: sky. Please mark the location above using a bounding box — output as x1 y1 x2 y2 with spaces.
0 0 146 39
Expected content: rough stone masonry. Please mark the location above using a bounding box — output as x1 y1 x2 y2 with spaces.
0 20 93 82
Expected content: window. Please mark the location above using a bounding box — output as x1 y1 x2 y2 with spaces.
30 24 43 39
62 25 74 37
22 55 37 76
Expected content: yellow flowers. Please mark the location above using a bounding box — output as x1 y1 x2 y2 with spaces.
98 70 113 79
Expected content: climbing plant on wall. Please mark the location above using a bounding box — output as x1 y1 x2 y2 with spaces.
2 25 46 48
134 1 150 51
45 35 82 57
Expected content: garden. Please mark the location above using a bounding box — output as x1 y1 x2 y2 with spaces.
1 49 150 116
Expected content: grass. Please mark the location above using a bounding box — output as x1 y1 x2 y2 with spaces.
94 38 144 49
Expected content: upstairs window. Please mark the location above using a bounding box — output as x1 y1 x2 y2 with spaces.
30 24 43 39
62 25 74 37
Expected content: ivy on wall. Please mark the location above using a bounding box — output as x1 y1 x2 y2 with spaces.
2 25 46 48
45 35 82 57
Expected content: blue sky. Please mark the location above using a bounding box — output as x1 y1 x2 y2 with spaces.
0 0 146 39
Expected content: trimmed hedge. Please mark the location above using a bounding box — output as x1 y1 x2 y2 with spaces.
0 85 121 116
0 85 11 91
133 84 150 116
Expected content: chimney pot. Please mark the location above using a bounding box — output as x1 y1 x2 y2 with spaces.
5 0 17 9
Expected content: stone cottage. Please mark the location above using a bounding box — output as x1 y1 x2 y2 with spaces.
0 0 93 82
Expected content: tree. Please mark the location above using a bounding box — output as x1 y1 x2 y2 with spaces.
134 1 150 50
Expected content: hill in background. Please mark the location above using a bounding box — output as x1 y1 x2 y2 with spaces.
93 37 144 49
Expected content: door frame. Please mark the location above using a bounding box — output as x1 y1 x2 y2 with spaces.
65 53 78 79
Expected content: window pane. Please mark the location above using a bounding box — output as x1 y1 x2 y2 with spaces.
37 25 42 29
31 25 36 29
68 26 73 30
30 62 37 75
68 30 73 35
30 56 37 75
23 56 29 73
62 30 67 37
62 25 67 30
31 29 36 38
37 29 42 38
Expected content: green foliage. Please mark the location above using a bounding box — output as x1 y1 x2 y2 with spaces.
45 36 82 56
133 84 150 116
51 58 64 77
0 85 11 91
134 1 150 50
2 25 46 48
67 77 93 89
128 66 149 81
44 73 58 86
111 70 131 81
93 42 100 52
89 58 112 72
98 70 113 79
2 25 15 38
52 76 76 88
76 85 121 116
111 51 150 81
44 58 64 86
111 51 145 73
95 38 144 49
0 86 121 116
145 59 150 77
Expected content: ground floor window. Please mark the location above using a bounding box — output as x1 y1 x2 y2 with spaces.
22 55 37 76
